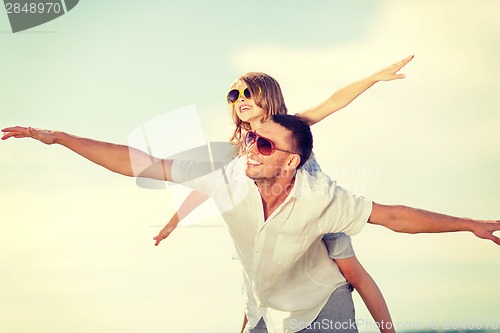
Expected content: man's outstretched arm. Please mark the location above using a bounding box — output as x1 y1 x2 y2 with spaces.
369 202 500 245
1 126 172 180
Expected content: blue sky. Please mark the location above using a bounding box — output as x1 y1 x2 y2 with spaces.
1 1 499 332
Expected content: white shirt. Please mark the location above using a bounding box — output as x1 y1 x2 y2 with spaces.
171 156 372 332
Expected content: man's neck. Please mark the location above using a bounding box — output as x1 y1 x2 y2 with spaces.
256 176 295 220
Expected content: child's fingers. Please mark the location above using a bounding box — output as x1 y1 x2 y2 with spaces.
396 55 414 68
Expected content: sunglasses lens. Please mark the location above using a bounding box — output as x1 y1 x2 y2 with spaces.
245 131 256 146
257 137 273 155
243 88 252 99
227 89 239 103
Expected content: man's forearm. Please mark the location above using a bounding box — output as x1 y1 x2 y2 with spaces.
54 131 153 177
369 204 475 234
369 203 500 245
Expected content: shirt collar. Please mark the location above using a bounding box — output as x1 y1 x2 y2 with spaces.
289 168 307 199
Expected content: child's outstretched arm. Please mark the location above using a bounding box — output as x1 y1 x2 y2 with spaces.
296 55 414 126
336 256 395 333
153 190 209 246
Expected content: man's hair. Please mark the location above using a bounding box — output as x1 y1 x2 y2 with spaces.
271 114 313 169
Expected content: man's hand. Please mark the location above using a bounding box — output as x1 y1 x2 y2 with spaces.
2 126 59 145
471 220 500 245
371 55 414 82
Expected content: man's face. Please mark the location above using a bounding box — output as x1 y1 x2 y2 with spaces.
245 121 297 182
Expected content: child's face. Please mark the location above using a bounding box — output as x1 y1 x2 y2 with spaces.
229 80 266 128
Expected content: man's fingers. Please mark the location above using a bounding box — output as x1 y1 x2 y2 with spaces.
2 126 26 133
1 126 31 140
2 126 21 132
490 235 500 246
1 132 20 140
490 223 500 245
476 223 500 245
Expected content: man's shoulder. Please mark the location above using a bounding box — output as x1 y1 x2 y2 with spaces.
295 168 372 235
295 169 364 203
295 168 337 197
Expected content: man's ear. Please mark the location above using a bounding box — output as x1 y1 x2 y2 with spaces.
286 154 301 170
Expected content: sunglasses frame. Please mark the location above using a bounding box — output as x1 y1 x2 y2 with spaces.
227 88 252 104
245 130 297 156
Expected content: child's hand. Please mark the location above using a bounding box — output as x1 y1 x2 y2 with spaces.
372 55 414 82
153 224 177 246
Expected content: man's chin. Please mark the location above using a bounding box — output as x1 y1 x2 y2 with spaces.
245 169 257 180
245 168 266 181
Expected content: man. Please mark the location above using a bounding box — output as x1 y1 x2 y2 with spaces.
2 116 499 333
166 114 500 332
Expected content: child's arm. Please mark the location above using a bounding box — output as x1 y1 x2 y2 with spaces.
153 190 209 246
336 256 396 333
296 55 414 126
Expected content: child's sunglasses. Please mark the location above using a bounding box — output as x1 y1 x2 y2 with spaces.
227 88 252 104
245 131 297 156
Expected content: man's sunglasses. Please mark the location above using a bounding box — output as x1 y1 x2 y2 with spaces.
245 130 297 156
227 88 252 104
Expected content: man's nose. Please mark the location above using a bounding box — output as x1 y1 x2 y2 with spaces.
246 140 259 155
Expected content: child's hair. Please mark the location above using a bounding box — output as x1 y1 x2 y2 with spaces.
229 72 288 150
